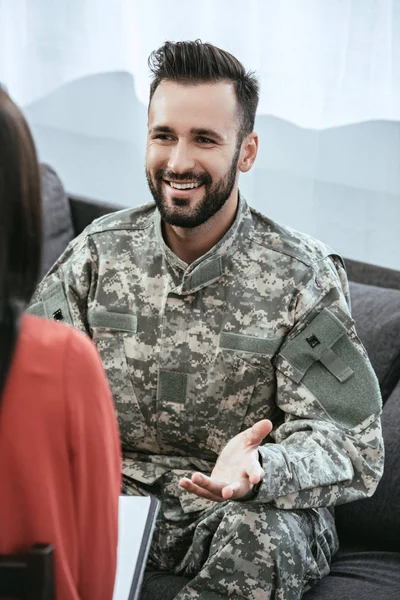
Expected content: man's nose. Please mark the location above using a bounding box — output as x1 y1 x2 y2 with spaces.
167 140 196 174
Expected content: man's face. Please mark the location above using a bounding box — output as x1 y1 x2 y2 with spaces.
146 81 243 228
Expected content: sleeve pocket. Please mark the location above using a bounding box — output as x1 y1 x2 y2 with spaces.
27 280 73 324
275 308 382 429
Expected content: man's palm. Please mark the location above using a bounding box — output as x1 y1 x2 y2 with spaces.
179 419 273 502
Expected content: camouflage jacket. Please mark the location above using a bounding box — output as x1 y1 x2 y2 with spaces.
29 196 384 512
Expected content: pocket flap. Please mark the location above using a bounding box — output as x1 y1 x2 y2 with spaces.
219 332 280 355
122 458 168 484
88 309 137 332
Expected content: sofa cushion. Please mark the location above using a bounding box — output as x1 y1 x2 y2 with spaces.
335 379 400 550
303 549 400 600
349 280 400 402
40 164 74 277
141 572 190 600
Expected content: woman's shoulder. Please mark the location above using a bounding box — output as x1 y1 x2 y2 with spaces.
22 313 90 347
20 314 98 369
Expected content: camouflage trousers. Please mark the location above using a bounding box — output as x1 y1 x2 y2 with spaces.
124 474 338 600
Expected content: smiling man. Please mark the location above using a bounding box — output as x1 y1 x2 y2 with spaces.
30 41 383 600
145 75 257 264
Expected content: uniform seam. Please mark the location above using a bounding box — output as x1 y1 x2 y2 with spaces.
246 230 330 272
88 221 153 236
86 205 156 235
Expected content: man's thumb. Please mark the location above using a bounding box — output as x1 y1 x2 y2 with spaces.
246 419 273 446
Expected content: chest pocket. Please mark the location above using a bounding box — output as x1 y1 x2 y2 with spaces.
88 309 151 445
205 332 282 454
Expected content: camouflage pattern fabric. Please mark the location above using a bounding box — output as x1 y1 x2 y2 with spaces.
29 195 384 599
126 472 337 599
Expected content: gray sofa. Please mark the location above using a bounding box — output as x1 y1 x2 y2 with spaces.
41 165 400 599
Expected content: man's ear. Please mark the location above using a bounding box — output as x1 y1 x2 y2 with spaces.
238 132 258 173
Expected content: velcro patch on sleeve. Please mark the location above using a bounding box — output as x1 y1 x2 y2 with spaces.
277 308 382 429
280 308 350 383
42 280 73 324
26 301 46 318
27 280 73 325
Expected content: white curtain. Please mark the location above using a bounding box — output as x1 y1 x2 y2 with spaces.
1 0 399 128
0 0 399 269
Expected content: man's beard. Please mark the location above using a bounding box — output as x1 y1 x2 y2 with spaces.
146 146 241 229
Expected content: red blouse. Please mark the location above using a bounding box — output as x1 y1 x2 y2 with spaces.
0 314 121 600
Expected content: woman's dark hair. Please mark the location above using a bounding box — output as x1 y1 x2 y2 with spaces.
0 88 42 396
148 40 259 142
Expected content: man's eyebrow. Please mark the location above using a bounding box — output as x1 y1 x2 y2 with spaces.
149 125 226 142
149 125 175 134
191 128 225 142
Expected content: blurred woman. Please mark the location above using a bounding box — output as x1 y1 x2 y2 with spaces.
0 88 121 600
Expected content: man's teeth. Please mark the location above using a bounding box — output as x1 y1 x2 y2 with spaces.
168 181 201 190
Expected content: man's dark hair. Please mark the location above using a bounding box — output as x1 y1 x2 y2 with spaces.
0 88 42 396
148 40 259 141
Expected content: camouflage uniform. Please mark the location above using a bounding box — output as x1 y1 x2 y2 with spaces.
29 196 383 600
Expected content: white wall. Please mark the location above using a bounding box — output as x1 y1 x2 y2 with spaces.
23 72 400 270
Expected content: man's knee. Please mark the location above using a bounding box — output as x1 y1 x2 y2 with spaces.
213 502 308 561
210 502 336 582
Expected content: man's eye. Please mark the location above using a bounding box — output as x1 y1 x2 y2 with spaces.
154 134 172 141
197 137 214 145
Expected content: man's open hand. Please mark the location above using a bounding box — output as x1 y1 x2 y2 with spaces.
179 419 273 502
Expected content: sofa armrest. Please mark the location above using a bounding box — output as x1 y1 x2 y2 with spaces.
68 194 123 236
344 258 400 291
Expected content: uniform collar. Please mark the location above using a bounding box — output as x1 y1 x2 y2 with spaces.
154 193 253 294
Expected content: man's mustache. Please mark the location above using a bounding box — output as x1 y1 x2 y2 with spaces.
155 170 212 185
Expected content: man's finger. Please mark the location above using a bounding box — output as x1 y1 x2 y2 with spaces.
244 419 273 447
246 451 265 485
221 481 243 500
191 472 226 496
178 478 222 502
249 466 264 486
